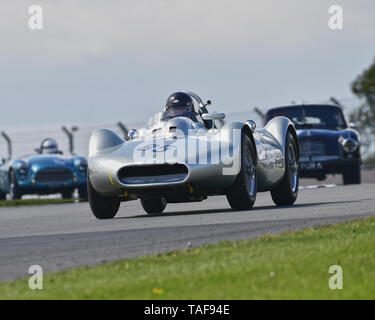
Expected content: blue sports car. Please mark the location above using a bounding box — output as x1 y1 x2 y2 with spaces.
0 138 87 200
265 104 361 184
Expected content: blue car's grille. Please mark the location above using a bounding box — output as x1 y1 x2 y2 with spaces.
299 136 341 157
35 168 73 183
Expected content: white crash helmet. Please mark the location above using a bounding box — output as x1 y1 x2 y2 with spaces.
41 138 59 154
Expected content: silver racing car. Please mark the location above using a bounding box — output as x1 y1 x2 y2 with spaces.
87 91 300 219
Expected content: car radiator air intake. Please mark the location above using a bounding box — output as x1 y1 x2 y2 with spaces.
117 164 188 185
35 168 73 183
299 139 326 157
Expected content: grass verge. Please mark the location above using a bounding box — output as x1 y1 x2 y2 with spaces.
0 199 80 207
1 217 375 299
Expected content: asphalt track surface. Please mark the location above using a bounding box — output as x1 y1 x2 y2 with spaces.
0 183 374 281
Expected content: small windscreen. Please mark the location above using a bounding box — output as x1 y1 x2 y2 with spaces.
265 106 347 130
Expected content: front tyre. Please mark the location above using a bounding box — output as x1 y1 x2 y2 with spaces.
9 171 22 200
271 132 299 206
140 198 167 215
343 164 361 185
226 133 257 211
88 175 120 219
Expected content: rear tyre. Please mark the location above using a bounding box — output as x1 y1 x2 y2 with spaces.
271 132 299 206
226 133 257 211
140 198 167 215
9 171 22 200
88 175 120 219
343 164 361 185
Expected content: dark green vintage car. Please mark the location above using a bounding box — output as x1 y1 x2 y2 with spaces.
265 104 361 184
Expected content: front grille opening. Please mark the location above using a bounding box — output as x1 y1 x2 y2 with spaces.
299 139 326 157
118 164 188 185
35 168 73 183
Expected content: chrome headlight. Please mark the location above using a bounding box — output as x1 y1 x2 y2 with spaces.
340 138 359 153
14 161 29 174
74 158 87 172
127 129 139 140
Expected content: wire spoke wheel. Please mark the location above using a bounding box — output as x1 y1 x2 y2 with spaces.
287 145 298 193
226 132 257 211
270 132 299 206
243 143 256 198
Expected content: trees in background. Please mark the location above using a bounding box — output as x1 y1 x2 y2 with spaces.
350 58 375 162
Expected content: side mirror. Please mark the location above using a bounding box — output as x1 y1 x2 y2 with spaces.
127 129 139 140
201 113 225 121
246 120 256 132
349 122 357 129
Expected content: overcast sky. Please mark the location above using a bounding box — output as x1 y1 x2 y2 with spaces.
1 0 374 128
